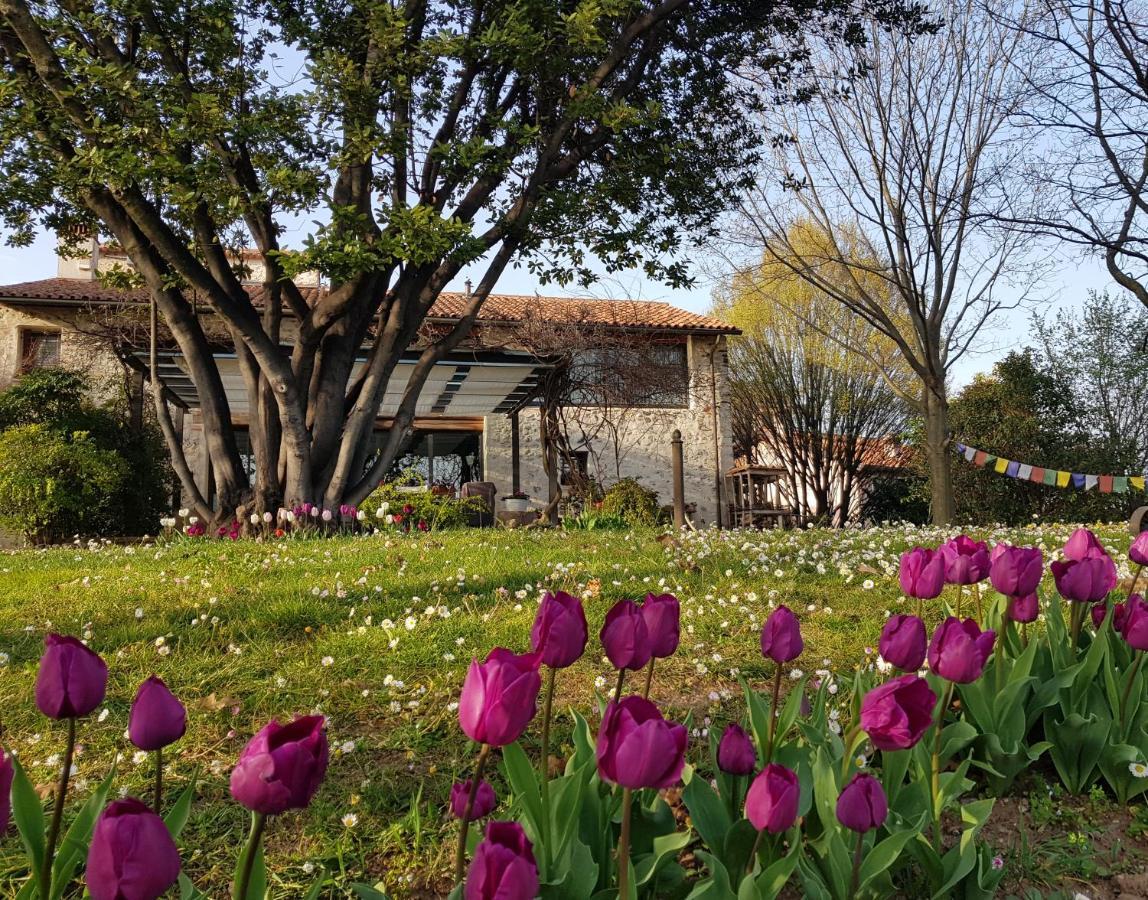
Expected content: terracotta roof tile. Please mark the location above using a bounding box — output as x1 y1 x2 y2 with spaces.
0 278 738 334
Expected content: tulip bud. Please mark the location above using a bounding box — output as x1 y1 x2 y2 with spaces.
877 615 927 672
530 591 588 669
599 600 652 671
0 747 12 836
1051 555 1117 603
744 763 799 833
458 648 541 747
716 723 756 776
596 696 687 790
836 773 888 833
1064 527 1107 562
760 606 803 664
898 548 945 599
989 546 1044 598
85 798 181 900
927 617 996 683
642 593 681 659
1124 595 1148 651
128 676 187 752
450 779 497 821
230 715 329 815
35 634 108 719
1091 602 1108 630
940 535 991 585
465 821 538 900
1115 597 1134 634
1130 532 1148 567
1007 592 1039 624
859 674 936 751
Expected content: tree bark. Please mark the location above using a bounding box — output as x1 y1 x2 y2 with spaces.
923 383 955 524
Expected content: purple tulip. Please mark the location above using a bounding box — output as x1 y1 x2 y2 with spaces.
465 821 539 900
1051 556 1117 603
1091 602 1108 630
898 548 945 600
1064 527 1108 562
596 695 687 790
1130 532 1148 567
229 715 329 815
458 648 542 747
85 798 181 900
836 773 888 833
1115 597 1135 634
927 617 996 683
1007 592 1039 624
760 606 803 664
35 634 108 720
940 535 991 585
530 591 588 669
0 747 11 836
1124 595 1148 651
642 593 681 659
600 599 653 671
128 677 187 752
989 546 1044 598
878 615 927 672
450 779 497 821
859 675 936 751
717 723 756 776
744 763 800 833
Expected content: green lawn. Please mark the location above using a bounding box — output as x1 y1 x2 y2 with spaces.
0 522 1141 896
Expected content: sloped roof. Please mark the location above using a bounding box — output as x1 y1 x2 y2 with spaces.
0 278 738 335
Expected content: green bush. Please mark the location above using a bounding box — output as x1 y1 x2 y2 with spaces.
599 477 660 526
0 424 130 541
365 484 485 530
0 368 171 541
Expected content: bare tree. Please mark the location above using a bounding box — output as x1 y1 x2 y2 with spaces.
731 0 1041 523
999 0 1148 316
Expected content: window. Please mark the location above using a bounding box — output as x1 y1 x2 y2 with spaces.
19 329 61 372
568 342 689 408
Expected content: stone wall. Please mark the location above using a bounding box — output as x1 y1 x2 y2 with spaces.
482 334 733 526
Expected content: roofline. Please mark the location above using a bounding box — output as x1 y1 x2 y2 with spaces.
0 292 741 336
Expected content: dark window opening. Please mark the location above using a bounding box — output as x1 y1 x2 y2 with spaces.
19 330 61 372
567 342 689 408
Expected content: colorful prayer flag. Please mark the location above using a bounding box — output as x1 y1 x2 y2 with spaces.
1099 475 1113 493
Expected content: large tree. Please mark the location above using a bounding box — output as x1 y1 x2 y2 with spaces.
731 0 1040 523
0 0 921 521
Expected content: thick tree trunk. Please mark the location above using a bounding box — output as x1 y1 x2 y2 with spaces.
923 382 955 524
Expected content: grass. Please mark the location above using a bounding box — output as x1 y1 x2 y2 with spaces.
0 521 1139 896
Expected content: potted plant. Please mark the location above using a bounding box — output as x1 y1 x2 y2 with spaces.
502 491 531 512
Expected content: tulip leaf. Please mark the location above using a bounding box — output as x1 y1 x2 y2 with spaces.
857 819 920 889
739 677 771 762
164 769 199 840
684 850 736 900
179 873 209 899
302 867 329 899
233 813 268 900
9 755 45 888
938 721 978 764
634 827 691 886
50 762 116 900
681 767 731 864
1045 711 1109 794
748 827 801 900
350 881 390 899
502 741 544 841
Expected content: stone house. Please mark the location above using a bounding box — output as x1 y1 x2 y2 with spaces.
0 246 739 524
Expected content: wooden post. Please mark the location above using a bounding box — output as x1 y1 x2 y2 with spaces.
671 429 685 530
510 410 521 494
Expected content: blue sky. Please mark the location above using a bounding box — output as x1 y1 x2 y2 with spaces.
1 227 1118 388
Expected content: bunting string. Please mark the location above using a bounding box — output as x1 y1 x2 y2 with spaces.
952 443 1147 494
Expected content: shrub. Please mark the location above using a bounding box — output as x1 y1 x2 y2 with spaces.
599 477 660 525
0 368 171 541
0 424 130 541
366 483 485 530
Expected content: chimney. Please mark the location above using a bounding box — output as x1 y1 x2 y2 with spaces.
464 278 472 297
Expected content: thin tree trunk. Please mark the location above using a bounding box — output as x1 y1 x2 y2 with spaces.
923 383 954 524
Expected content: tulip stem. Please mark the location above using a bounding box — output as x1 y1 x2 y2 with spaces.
1129 564 1143 601
617 787 633 900
454 743 491 885
642 658 655 700
994 621 1007 695
974 583 984 622
539 666 557 873
765 665 783 763
931 680 954 852
234 811 266 900
840 724 861 782
848 830 864 899
955 584 962 619
613 669 626 705
153 747 164 814
745 826 765 877
1119 653 1145 735
41 717 76 900
1069 603 1084 651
